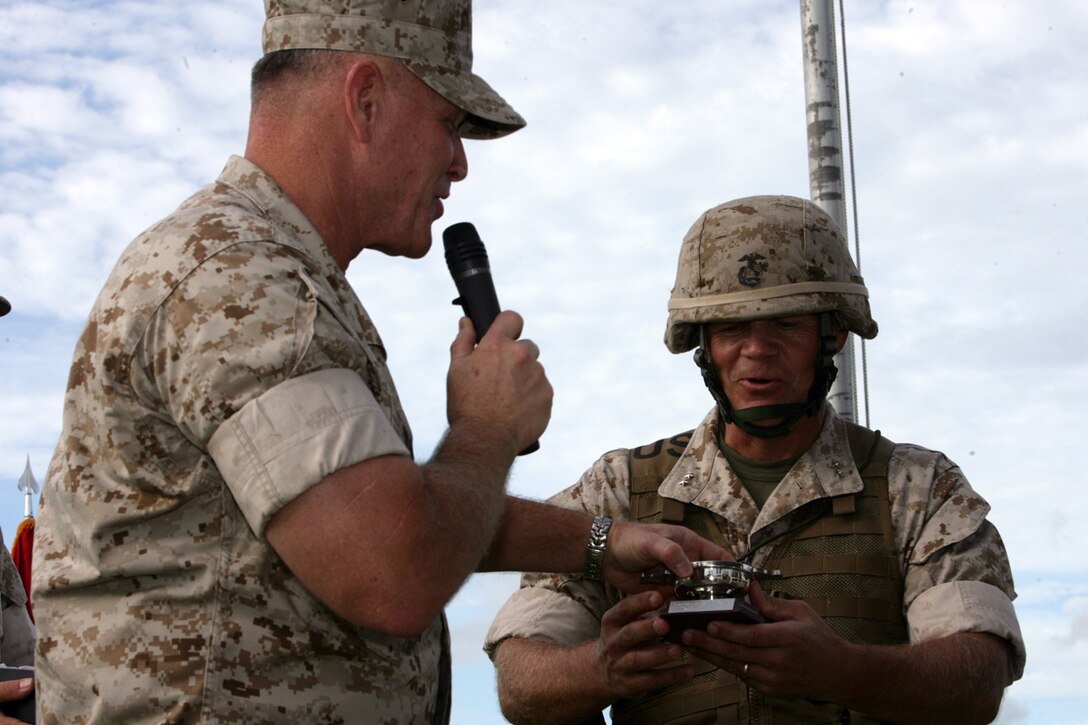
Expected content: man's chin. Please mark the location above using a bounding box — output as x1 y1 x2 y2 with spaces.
369 234 433 259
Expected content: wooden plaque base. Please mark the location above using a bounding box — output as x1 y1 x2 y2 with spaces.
661 598 764 642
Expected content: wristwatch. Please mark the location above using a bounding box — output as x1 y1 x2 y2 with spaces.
582 515 613 581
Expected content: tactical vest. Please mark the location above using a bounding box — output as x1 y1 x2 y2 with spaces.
610 423 906 725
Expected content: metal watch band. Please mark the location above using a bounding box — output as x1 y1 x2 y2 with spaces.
582 515 612 581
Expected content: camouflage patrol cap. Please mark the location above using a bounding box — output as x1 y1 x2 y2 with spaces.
262 0 525 139
665 195 877 353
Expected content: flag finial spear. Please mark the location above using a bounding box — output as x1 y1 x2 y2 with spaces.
17 455 39 518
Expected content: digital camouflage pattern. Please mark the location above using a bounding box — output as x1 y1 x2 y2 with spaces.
33 156 450 724
665 195 878 354
485 406 1026 682
262 0 525 139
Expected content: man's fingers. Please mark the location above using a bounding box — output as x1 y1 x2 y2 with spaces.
745 581 812 625
0 676 33 701
620 662 697 697
749 579 769 614
480 310 524 342
614 639 684 673
451 311 534 358
449 316 477 359
658 539 695 579
682 626 758 662
602 590 663 629
600 592 673 666
657 528 730 579
518 338 540 361
671 528 732 568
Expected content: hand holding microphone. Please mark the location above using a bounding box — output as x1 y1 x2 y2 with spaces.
444 222 543 455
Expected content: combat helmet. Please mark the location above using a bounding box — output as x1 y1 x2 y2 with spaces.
665 195 877 437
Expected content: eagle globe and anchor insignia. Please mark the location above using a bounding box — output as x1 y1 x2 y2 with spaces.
737 253 769 287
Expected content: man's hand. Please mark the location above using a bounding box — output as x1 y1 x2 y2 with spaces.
0 675 34 725
679 582 1011 723
447 312 552 456
603 521 732 594
493 592 699 724
593 591 695 698
679 580 848 700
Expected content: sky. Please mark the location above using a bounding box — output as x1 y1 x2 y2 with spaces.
1 0 1086 722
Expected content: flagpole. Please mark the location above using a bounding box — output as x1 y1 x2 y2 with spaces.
800 0 858 422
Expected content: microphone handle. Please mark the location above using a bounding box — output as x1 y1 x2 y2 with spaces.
443 222 539 455
454 269 501 340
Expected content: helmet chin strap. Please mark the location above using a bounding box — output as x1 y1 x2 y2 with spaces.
694 313 839 439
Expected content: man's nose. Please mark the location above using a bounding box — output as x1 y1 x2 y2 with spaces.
740 327 777 356
449 133 468 182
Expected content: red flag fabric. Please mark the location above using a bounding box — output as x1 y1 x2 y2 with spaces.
10 516 34 622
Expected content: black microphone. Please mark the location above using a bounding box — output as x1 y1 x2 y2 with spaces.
0 295 10 317
443 222 539 455
443 222 501 340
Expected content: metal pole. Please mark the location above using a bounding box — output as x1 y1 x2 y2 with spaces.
800 0 857 421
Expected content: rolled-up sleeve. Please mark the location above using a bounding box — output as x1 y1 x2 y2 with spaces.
485 449 635 658
907 580 1026 680
209 367 410 536
484 583 604 659
892 446 1026 681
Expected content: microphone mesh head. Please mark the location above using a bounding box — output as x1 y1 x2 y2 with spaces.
443 222 490 278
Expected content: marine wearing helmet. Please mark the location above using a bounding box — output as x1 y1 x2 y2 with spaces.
486 194 1023 725
665 195 875 437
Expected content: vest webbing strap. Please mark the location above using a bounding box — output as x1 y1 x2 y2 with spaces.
773 553 899 578
807 595 903 622
786 514 886 537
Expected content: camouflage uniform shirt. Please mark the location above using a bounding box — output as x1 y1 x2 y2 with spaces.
33 156 449 724
486 406 1026 679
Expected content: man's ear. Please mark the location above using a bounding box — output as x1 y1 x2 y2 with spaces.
343 58 382 143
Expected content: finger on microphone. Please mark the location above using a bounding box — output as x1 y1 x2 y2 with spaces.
484 310 525 342
450 316 477 359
